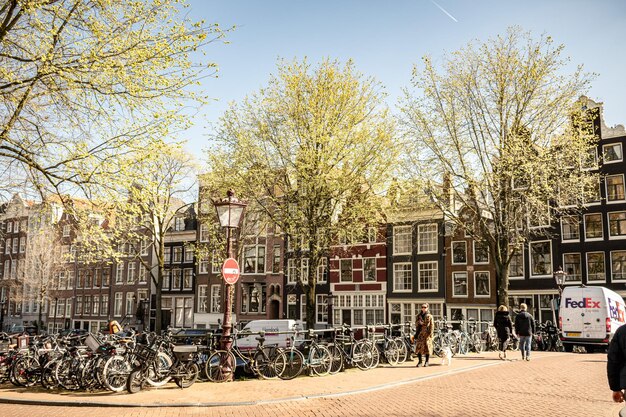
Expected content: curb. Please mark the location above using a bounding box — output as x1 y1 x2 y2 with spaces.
0 359 518 408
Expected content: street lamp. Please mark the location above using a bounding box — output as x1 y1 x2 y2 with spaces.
0 299 5 333
553 265 566 296
213 189 247 380
53 297 59 334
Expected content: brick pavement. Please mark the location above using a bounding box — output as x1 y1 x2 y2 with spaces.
0 351 621 416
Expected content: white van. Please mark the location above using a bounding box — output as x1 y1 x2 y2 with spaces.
234 319 303 351
559 286 626 352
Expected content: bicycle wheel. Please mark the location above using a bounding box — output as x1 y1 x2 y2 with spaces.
127 369 144 394
433 334 445 357
102 355 131 392
471 333 483 353
354 341 377 370
41 360 58 390
253 347 280 379
146 351 172 387
273 349 304 380
327 344 344 374
174 362 199 388
308 345 332 376
384 339 401 366
205 350 236 382
395 337 409 364
12 356 41 387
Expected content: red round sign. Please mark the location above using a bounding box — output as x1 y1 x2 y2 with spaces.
221 258 240 284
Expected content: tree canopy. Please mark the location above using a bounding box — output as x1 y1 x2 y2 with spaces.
400 27 597 306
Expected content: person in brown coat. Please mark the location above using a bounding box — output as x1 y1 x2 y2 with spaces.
414 303 434 367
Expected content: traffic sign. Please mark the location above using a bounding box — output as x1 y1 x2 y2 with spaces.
221 257 240 284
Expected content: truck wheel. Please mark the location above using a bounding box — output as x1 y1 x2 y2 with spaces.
564 344 573 353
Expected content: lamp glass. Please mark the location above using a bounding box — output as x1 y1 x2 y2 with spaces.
215 203 245 228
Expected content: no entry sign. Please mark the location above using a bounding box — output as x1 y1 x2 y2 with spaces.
221 257 240 284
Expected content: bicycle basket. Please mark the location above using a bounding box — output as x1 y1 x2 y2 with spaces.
85 334 102 352
134 344 158 363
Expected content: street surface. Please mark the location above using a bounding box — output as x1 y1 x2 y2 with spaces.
0 351 619 416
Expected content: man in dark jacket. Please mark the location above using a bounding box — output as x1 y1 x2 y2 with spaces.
514 303 535 361
608 323 626 403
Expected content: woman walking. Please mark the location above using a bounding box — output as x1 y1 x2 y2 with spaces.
414 303 434 367
494 305 513 360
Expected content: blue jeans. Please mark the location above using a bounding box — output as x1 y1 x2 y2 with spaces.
519 335 532 357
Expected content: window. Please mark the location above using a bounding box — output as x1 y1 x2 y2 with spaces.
530 241 552 276
101 295 109 316
76 296 83 315
62 224 70 237
183 269 192 290
172 269 182 290
93 295 100 316
474 272 490 297
67 271 74 289
174 217 185 231
173 247 182 262
609 212 626 238
114 293 123 316
199 258 209 274
452 272 468 297
340 259 353 282
300 258 309 284
4 238 9 254
272 245 281 273
563 253 582 283
587 252 606 282
393 225 412 254
603 143 623 163
243 245 265 273
210 285 221 313
184 247 194 262
84 295 92 315
561 216 580 241
317 257 327 283
584 213 603 240
417 224 438 253
473 241 489 264
287 258 297 284
212 250 221 274
611 251 626 281
116 263 124 283
6 222 12 233
127 262 136 283
19 237 25 253
606 175 625 202
102 269 109 287
197 285 207 313
452 241 467 264
164 247 171 263
583 147 598 169
200 224 209 242
393 263 412 292
12 238 18 253
367 227 377 243
584 179 602 205
140 238 149 256
418 261 438 292
125 292 134 317
363 258 376 282
509 247 524 278
138 264 147 283
316 294 328 324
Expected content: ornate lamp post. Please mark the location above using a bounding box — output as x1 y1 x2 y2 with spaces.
53 297 59 334
553 265 566 297
213 190 247 380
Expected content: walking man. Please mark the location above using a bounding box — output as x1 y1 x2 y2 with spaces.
514 303 535 361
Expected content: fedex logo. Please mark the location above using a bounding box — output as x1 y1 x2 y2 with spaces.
565 297 601 309
609 299 625 322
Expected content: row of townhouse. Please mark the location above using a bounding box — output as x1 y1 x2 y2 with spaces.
1 98 625 334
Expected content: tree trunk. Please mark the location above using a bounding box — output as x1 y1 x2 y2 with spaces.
496 266 510 309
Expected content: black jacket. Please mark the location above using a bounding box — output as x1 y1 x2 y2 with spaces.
608 324 626 391
514 311 535 336
493 310 513 340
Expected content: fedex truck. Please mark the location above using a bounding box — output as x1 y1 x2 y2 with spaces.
559 286 626 352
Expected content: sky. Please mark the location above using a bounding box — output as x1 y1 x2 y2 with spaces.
182 0 626 154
